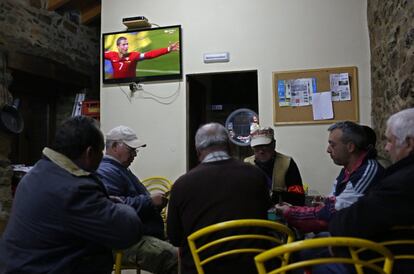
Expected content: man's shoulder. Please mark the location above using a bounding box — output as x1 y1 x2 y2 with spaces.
24 158 101 191
105 51 118 58
275 151 292 161
176 159 264 183
381 156 414 186
244 155 255 164
355 158 384 177
129 52 141 60
98 157 121 171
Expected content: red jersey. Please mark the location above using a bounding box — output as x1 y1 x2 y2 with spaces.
104 48 169 79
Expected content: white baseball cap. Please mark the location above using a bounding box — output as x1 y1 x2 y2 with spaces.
106 125 146 148
250 127 275 147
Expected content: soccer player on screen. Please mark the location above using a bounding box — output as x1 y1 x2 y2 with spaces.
104 36 180 79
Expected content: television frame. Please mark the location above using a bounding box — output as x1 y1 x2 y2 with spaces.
102 25 182 84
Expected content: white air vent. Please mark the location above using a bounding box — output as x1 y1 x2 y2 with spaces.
203 52 230 63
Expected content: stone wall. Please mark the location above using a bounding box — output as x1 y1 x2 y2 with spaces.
0 0 99 231
0 0 99 75
368 0 414 160
0 55 13 230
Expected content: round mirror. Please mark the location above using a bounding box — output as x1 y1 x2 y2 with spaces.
225 108 258 146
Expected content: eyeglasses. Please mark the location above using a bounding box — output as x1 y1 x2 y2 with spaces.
120 143 139 154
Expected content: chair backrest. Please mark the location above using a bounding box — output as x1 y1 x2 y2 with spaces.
142 176 172 195
254 237 394 274
187 219 295 274
360 225 414 266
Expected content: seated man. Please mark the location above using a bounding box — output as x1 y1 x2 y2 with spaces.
167 123 272 274
97 126 177 274
362 124 392 168
276 121 384 233
0 116 142 274
244 127 305 205
330 108 414 273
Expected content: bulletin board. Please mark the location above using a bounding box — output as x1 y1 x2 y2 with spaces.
273 66 359 125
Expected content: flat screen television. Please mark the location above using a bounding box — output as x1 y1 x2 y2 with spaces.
102 25 182 84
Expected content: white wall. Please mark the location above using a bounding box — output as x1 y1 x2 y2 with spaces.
101 0 371 195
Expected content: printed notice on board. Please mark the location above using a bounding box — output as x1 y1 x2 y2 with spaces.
312 91 333 120
330 73 351 101
277 78 316 107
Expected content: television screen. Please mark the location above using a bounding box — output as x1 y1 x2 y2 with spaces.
102 25 182 84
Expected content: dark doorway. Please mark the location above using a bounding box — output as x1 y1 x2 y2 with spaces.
8 70 87 166
186 70 259 170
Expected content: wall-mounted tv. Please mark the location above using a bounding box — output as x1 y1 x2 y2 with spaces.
102 25 182 84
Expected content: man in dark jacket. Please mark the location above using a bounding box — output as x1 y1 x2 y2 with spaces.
244 127 305 205
167 123 272 274
97 125 177 274
0 116 142 274
330 108 414 273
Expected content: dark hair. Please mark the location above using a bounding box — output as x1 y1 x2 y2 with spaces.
328 121 368 150
51 116 104 160
361 125 378 158
116 36 127 46
361 125 376 147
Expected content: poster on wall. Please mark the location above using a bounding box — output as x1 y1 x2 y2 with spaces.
277 78 317 107
330 73 351 101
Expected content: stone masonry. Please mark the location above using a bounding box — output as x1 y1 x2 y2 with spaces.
0 0 99 233
368 0 414 159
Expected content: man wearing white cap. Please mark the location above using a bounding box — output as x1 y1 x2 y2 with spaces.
97 125 177 274
244 127 305 206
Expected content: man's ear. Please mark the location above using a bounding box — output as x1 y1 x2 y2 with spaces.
85 146 94 157
77 146 94 171
405 137 414 153
347 142 356 153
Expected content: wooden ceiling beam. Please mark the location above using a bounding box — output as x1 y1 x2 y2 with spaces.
47 0 70 11
80 3 101 25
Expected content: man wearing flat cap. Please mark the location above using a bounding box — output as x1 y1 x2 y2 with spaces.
244 127 305 206
97 125 177 274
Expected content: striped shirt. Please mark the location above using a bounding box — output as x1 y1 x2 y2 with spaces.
283 154 384 233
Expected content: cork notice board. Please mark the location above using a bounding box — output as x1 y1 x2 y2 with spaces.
273 66 359 125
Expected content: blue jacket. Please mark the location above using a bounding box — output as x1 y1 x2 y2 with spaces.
97 156 164 239
0 148 142 274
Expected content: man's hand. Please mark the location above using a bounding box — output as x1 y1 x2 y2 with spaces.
311 195 325 207
151 193 168 209
274 202 292 216
168 41 180 52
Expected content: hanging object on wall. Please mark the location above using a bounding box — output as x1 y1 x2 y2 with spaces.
0 98 24 134
225 108 258 146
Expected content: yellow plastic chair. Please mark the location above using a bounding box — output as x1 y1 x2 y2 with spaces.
187 219 295 274
142 176 173 196
113 250 140 274
112 177 173 274
254 237 394 274
141 176 173 228
383 225 414 262
358 225 414 266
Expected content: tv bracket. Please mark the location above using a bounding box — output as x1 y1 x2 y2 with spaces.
129 82 143 94
122 16 151 29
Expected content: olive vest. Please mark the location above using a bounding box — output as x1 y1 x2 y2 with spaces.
244 152 291 192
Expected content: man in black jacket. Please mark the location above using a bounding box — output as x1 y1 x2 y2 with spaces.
329 107 414 273
0 116 142 274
